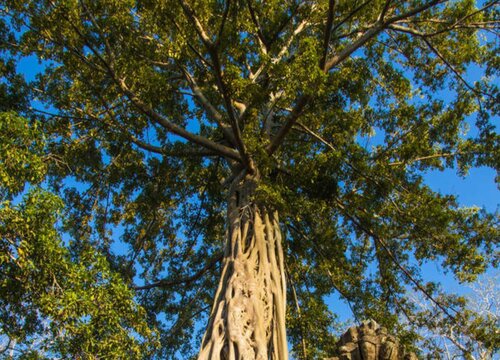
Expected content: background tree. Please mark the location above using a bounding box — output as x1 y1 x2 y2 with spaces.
1 0 499 359
405 272 499 360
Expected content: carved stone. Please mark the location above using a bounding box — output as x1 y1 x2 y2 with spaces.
324 320 418 360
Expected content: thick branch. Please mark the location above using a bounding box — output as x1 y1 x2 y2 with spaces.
325 24 385 70
266 95 311 156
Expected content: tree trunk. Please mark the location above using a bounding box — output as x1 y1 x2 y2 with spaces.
198 175 288 360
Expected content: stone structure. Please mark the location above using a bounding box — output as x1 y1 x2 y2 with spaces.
325 320 418 360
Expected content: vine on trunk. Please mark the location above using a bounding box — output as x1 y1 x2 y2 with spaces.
198 176 288 360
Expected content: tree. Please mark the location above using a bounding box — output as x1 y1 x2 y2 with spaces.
1 0 499 359
405 272 499 359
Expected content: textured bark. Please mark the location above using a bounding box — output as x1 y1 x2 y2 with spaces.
198 176 288 360
325 320 418 360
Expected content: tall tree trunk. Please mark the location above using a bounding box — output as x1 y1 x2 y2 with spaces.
198 175 288 360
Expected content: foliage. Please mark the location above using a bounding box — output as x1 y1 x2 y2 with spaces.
0 0 499 359
0 113 157 357
406 273 499 359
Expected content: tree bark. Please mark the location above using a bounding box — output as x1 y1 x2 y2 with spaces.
198 175 288 360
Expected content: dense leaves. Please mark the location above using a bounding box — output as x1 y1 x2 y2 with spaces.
0 113 157 358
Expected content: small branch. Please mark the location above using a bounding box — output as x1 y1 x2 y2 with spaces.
247 0 269 52
250 10 310 83
295 121 335 152
378 0 393 22
287 222 359 323
388 152 459 166
267 4 303 48
215 0 231 47
133 252 223 290
285 261 308 360
422 37 491 98
330 0 374 35
385 0 444 24
211 54 253 170
335 199 458 321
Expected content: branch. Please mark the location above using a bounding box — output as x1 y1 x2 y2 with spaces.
285 261 308 360
116 78 242 161
422 37 491 98
215 0 231 47
176 0 253 168
208 50 252 168
180 67 236 145
325 0 444 71
267 4 303 49
133 252 223 291
57 9 240 161
330 0 374 35
250 10 310 83
384 0 445 24
287 221 359 323
247 0 269 53
321 0 336 71
334 199 458 321
266 95 311 156
177 0 213 48
378 0 393 22
325 24 385 70
295 121 336 152
388 152 460 166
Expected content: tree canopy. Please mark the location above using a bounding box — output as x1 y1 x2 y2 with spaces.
1 0 499 359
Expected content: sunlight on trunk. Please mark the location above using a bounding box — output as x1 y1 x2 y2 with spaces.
198 177 288 360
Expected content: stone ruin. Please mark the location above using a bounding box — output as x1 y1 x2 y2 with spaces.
325 319 418 360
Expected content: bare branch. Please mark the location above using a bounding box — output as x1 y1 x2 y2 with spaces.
422 37 493 98
295 121 336 152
